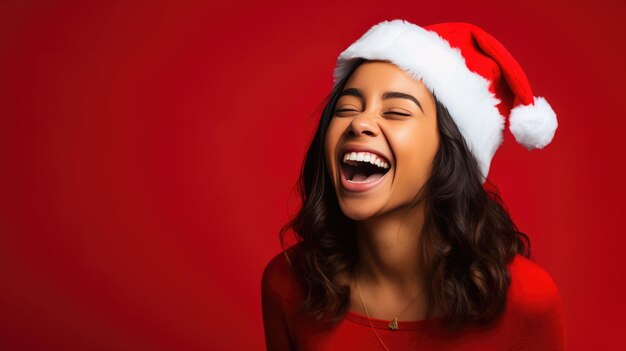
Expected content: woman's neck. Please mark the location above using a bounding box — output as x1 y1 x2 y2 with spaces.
354 202 426 294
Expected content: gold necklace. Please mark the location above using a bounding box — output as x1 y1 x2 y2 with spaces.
355 270 423 350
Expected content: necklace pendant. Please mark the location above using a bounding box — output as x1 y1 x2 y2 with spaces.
388 317 399 330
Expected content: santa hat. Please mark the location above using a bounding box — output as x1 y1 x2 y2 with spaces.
333 20 558 183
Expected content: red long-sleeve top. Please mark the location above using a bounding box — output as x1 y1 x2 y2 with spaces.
261 245 565 350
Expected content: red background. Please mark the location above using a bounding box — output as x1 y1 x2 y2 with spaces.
1 1 624 350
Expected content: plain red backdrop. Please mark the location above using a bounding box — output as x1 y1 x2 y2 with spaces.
1 0 624 350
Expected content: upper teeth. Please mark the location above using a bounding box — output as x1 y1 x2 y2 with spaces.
342 152 390 169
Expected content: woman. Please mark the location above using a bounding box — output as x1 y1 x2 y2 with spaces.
262 20 564 350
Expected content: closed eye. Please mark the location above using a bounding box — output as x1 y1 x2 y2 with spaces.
334 108 359 116
384 111 411 116
335 109 411 116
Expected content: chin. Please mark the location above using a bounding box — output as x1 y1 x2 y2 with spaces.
337 198 383 221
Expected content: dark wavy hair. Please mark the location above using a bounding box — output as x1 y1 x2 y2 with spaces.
279 58 531 333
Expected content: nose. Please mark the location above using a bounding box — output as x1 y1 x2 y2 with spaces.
347 111 380 137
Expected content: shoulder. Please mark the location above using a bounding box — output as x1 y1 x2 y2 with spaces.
261 245 306 350
507 253 562 313
261 243 305 303
506 254 565 349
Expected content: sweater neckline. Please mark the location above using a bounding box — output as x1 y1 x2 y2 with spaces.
344 310 430 330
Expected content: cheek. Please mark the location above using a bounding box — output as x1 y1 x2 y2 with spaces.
324 119 345 177
392 124 439 185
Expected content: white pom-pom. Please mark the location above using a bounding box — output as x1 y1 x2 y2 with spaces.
509 96 558 150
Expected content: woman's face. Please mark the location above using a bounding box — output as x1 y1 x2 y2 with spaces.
324 60 439 220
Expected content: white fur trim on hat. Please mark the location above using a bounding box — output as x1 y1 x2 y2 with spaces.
509 96 558 150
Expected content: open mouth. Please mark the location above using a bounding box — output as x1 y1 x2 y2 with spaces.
340 151 391 184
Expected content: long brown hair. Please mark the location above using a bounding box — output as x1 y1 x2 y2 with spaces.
279 58 530 333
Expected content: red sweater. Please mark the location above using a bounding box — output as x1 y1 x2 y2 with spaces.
262 246 565 350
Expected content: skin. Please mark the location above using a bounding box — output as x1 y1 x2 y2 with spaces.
324 60 440 321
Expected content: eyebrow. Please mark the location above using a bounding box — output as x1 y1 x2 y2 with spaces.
338 87 423 112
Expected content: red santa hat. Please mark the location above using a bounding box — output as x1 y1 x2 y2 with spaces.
333 20 558 183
